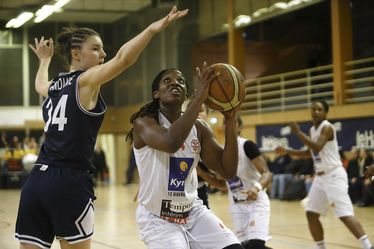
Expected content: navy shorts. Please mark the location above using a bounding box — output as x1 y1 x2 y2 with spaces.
15 164 96 248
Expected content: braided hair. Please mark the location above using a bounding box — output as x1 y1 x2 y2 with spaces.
56 27 99 69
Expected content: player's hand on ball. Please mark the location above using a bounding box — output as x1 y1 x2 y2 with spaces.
221 102 241 119
193 62 215 102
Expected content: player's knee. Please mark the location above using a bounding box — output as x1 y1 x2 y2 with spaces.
241 239 272 249
306 210 319 221
222 243 245 249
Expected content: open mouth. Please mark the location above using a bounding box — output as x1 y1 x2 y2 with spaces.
170 88 181 95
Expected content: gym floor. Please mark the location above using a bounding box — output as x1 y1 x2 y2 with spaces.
1 184 373 249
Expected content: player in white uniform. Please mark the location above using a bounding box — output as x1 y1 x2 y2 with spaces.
225 117 273 249
127 65 244 249
276 100 373 249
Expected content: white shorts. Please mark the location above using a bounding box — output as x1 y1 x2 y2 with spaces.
306 166 354 217
136 201 240 249
229 190 271 242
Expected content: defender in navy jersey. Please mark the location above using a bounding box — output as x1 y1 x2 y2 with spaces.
15 7 188 249
37 70 106 173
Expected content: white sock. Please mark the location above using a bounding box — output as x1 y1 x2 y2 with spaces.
315 240 326 249
359 235 373 249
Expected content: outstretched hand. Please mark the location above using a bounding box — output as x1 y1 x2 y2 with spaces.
29 36 54 61
148 6 189 33
289 122 300 134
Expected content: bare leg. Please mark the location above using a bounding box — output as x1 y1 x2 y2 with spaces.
60 239 91 249
340 216 365 239
306 211 324 241
20 243 42 249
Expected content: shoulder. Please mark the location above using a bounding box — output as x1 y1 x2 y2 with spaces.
133 115 159 131
195 118 213 135
243 139 261 160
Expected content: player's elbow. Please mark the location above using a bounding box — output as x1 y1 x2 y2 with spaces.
221 169 237 179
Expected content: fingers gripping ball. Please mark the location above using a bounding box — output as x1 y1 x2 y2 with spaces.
205 63 245 111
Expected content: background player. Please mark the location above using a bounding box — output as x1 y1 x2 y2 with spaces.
226 116 273 249
276 100 373 249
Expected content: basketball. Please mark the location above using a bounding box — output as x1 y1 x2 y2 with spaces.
205 63 245 111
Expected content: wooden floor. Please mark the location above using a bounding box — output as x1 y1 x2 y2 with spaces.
1 184 374 249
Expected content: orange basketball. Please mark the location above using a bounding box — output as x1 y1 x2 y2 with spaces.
205 63 245 111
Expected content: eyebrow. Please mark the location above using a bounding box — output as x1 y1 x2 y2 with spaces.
91 43 103 48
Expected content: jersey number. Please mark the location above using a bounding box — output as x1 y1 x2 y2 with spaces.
44 94 68 132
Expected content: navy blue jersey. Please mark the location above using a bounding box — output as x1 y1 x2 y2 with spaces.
36 71 106 172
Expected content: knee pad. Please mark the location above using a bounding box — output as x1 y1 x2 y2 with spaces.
241 239 272 249
222 243 245 249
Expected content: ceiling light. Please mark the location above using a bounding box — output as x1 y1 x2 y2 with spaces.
288 0 303 7
34 5 55 23
5 12 34 28
54 0 70 9
34 0 71 23
234 15 251 27
209 117 218 125
271 2 288 10
252 8 268 18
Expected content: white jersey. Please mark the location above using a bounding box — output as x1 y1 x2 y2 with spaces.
309 120 342 173
226 137 261 204
134 112 201 224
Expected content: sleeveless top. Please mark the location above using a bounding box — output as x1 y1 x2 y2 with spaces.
134 112 201 224
309 120 342 173
36 71 106 173
226 137 261 204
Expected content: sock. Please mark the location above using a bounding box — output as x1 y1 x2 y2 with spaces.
315 240 326 249
359 235 373 249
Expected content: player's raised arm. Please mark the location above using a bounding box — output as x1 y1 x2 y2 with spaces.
29 36 54 97
79 6 188 89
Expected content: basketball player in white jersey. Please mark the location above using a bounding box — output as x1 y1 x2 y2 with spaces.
225 117 273 249
276 100 373 249
127 65 244 249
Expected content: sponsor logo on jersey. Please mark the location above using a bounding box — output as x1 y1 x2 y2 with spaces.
160 199 193 224
168 157 193 192
227 176 243 191
191 139 201 153
227 177 248 203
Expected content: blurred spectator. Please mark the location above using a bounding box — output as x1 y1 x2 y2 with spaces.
282 158 314 201
348 148 373 204
2 136 25 172
270 151 292 199
347 147 361 203
92 143 109 184
22 137 38 172
125 148 137 185
340 150 349 170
